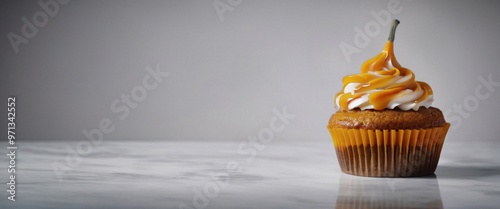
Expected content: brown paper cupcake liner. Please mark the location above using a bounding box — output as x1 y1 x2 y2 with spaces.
328 123 450 177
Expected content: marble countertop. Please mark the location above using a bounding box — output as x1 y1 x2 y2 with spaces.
1 140 499 209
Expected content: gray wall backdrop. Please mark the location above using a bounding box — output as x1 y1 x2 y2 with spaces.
1 0 499 142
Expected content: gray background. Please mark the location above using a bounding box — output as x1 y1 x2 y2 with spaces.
1 0 499 142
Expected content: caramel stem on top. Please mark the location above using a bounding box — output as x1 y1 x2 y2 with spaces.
388 19 400 43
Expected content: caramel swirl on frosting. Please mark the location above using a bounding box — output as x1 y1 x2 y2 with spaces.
335 20 433 111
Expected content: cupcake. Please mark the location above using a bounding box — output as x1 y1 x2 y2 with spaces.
328 19 450 177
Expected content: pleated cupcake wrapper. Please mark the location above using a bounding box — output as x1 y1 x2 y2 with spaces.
328 123 450 177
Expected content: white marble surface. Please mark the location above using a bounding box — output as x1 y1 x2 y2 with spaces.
1 140 499 209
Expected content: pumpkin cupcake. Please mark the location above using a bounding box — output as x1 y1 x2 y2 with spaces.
328 19 450 177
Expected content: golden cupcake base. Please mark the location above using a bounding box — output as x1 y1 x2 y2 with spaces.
328 123 450 177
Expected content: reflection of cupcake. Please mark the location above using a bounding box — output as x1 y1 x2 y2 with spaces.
328 19 450 177
336 174 444 208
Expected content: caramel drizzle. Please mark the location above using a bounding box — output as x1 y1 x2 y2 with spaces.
336 20 433 110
